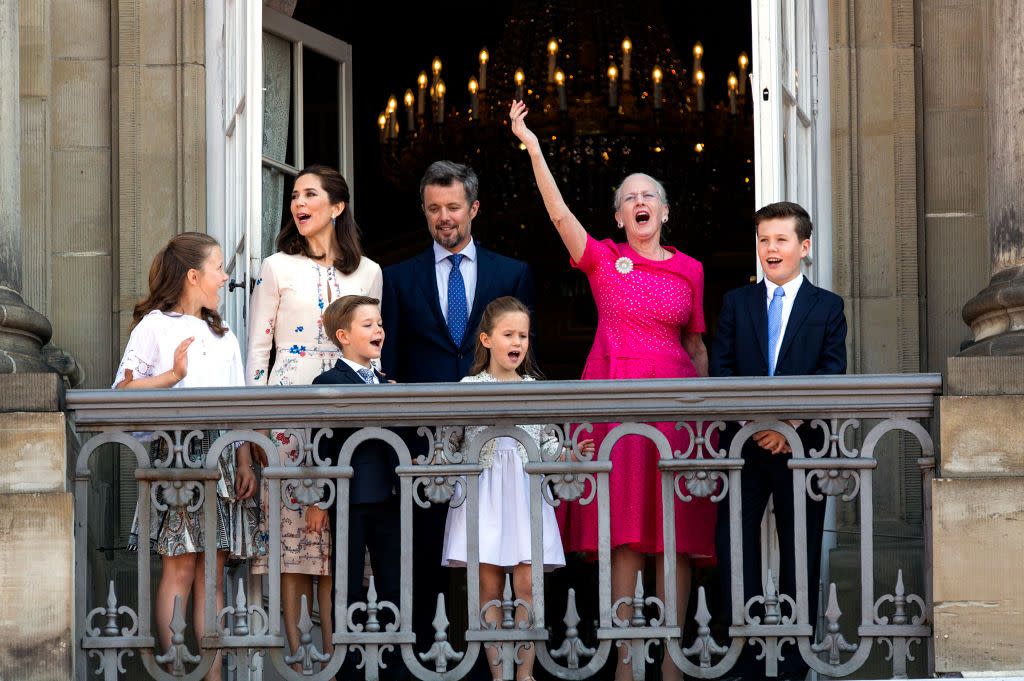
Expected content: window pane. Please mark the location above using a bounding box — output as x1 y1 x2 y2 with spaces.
263 32 293 258
302 46 341 170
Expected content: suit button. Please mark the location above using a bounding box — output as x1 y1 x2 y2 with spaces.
458 353 464 359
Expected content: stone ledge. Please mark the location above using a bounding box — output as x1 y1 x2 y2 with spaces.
0 411 67 494
0 492 73 681
933 477 1024 673
947 356 1024 395
0 372 63 412
940 395 1024 476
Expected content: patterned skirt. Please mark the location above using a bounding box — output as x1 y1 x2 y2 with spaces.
128 431 265 560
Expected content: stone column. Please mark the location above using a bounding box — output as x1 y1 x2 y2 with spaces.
0 0 52 373
960 0 1024 354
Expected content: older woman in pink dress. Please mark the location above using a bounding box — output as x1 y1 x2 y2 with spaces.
510 101 715 681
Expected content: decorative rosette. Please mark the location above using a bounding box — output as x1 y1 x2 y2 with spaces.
615 256 634 274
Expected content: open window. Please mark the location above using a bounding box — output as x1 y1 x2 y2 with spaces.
206 4 354 353
752 0 831 287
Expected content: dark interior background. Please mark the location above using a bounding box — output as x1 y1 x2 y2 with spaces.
286 0 756 378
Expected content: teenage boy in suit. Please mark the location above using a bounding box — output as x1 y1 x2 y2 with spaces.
310 295 403 678
710 201 847 681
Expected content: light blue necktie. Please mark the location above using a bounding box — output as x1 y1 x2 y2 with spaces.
767 286 786 376
447 254 468 346
356 367 376 384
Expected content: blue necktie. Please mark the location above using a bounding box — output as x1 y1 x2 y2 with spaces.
767 286 786 376
357 367 375 384
447 254 468 347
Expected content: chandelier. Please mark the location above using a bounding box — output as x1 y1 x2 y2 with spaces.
369 1 755 378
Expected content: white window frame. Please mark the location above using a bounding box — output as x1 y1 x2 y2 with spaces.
205 4 354 356
751 0 832 289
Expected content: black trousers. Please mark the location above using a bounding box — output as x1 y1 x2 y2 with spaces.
331 496 405 680
716 447 827 680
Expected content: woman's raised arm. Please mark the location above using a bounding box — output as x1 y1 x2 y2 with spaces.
509 100 588 262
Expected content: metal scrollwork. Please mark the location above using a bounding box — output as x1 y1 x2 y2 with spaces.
612 572 665 628
809 418 861 458
418 594 465 672
348 575 400 633
282 594 330 672
85 580 140 637
481 574 535 630
674 469 729 503
152 479 204 512
873 569 926 626
416 425 464 465
675 420 727 459
811 584 858 664
154 595 201 676
152 430 205 468
282 476 334 511
681 587 728 668
413 473 466 508
806 467 861 501
549 588 596 669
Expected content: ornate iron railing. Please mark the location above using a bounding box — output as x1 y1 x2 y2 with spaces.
68 374 940 680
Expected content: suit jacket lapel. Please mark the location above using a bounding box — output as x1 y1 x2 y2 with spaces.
464 246 494 350
416 249 449 345
776 280 819 367
747 281 770 370
332 360 363 384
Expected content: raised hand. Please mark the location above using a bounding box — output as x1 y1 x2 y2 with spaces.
509 100 539 151
173 337 194 381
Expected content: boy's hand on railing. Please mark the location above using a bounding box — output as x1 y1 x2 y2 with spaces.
304 505 329 533
753 430 792 455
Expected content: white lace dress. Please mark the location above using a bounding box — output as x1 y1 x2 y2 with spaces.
441 372 566 570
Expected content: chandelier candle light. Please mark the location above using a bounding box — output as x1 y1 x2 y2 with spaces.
555 68 567 111
515 68 525 101
738 52 749 96
404 90 415 130
622 38 632 82
469 77 480 119
728 72 738 114
417 71 427 116
696 69 705 112
608 63 618 108
435 79 446 123
693 41 703 83
547 39 558 83
652 66 663 109
479 48 488 90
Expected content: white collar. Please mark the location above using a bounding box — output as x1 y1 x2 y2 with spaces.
433 238 477 264
340 356 375 379
764 273 804 300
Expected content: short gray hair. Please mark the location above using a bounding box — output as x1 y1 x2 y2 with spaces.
420 160 480 205
613 173 668 210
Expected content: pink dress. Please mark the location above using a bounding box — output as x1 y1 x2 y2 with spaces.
558 235 716 560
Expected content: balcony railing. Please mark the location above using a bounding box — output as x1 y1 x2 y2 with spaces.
68 374 941 680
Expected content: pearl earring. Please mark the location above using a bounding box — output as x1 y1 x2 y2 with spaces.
662 216 668 224
331 216 337 227
617 222 624 229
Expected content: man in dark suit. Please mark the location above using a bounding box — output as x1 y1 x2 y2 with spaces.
311 295 403 678
381 160 534 655
710 201 847 681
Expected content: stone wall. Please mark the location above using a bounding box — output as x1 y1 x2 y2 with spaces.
0 374 73 680
18 0 206 389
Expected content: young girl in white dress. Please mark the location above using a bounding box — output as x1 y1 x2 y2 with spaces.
441 296 594 681
114 232 261 681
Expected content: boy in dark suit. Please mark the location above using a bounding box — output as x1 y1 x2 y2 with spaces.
310 295 402 676
710 201 847 680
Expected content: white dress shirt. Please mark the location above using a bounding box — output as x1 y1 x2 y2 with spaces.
340 356 378 383
764 273 804 371
433 239 478 322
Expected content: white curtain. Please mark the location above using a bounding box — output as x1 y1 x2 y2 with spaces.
261 33 292 258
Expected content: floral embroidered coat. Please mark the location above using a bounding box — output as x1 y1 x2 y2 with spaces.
245 251 383 387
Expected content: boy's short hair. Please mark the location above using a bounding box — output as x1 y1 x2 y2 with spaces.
754 201 813 242
323 295 380 349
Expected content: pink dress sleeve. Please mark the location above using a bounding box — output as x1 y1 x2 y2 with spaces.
570 234 614 274
685 258 707 334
